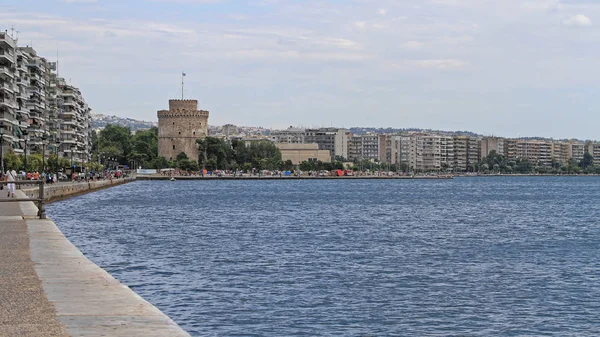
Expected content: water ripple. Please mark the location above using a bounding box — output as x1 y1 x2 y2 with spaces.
47 177 600 336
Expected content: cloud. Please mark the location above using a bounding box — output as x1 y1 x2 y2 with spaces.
563 14 592 26
399 41 425 50
64 0 98 3
378 9 387 16
392 59 468 70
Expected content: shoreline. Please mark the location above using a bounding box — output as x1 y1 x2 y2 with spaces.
136 173 600 181
136 175 453 180
1 178 192 336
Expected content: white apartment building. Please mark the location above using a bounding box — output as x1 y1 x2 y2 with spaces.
270 127 305 144
0 31 19 156
347 133 384 162
0 31 91 167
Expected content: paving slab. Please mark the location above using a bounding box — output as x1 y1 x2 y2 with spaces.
1 180 191 337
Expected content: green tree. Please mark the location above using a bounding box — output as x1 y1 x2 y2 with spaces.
581 151 594 169
152 156 169 169
98 124 133 163
3 152 22 171
176 152 189 161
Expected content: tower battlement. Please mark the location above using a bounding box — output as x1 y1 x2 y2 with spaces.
168 99 198 111
157 98 210 161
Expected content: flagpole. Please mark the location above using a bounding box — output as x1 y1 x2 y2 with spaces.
181 71 184 100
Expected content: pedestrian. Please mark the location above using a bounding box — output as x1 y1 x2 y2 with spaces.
6 167 17 198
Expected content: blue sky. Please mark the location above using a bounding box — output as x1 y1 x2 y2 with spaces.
1 0 599 139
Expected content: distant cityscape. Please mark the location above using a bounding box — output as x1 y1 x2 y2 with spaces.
95 113 600 173
1 29 598 174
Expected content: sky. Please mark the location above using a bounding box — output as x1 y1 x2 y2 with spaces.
1 0 599 139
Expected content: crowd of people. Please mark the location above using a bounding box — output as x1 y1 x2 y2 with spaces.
2 167 129 198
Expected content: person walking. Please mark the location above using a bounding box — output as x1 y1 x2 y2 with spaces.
6 167 17 198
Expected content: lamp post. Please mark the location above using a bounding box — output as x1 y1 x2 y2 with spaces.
70 146 74 172
41 134 47 173
0 131 4 175
55 140 61 173
23 129 29 172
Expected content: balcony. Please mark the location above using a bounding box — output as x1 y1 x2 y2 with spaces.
0 33 16 49
0 82 16 93
27 59 44 70
0 66 15 79
0 49 15 63
0 97 17 109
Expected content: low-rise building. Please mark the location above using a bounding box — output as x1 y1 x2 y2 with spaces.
276 143 330 164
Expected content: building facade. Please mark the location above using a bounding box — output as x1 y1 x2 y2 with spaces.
270 127 305 144
276 143 331 164
157 99 209 161
304 128 349 160
0 32 91 168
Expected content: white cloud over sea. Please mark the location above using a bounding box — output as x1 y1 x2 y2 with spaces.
1 0 600 139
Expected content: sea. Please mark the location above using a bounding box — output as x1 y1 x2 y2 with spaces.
46 177 600 336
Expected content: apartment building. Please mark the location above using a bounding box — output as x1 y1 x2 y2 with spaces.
480 137 505 158
347 133 386 162
505 139 552 166
452 136 479 172
587 142 600 166
440 135 454 170
304 128 349 160
270 127 305 144
0 32 18 155
0 32 91 166
551 141 571 164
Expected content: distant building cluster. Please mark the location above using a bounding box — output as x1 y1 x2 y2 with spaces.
0 31 92 164
267 127 599 172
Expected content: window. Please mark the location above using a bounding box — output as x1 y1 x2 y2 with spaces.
178 131 181 135
172 145 175 150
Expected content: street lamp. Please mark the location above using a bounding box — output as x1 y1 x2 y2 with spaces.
0 130 4 175
70 146 74 171
55 140 61 173
22 129 29 172
41 134 47 173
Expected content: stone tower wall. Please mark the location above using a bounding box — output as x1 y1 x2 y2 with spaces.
157 99 209 161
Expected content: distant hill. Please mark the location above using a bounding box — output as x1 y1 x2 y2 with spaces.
91 114 158 131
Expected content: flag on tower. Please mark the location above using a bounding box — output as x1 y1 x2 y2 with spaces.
182 72 186 76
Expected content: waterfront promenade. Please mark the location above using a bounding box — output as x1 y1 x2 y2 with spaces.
0 180 191 337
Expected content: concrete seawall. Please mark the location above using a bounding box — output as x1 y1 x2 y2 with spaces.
1 178 192 336
21 177 134 203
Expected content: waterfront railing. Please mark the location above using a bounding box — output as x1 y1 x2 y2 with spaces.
0 180 46 219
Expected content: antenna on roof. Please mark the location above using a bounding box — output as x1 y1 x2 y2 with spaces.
56 41 59 76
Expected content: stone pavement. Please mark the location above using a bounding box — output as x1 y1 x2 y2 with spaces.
0 185 191 337
0 191 69 337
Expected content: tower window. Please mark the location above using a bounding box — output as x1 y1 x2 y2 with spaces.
179 132 181 135
173 122 175 125
173 145 175 150
193 131 195 135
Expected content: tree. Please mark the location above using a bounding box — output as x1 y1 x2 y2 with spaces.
281 159 294 171
176 152 189 162
2 152 21 171
299 161 312 171
152 156 169 169
581 151 594 169
98 124 133 163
